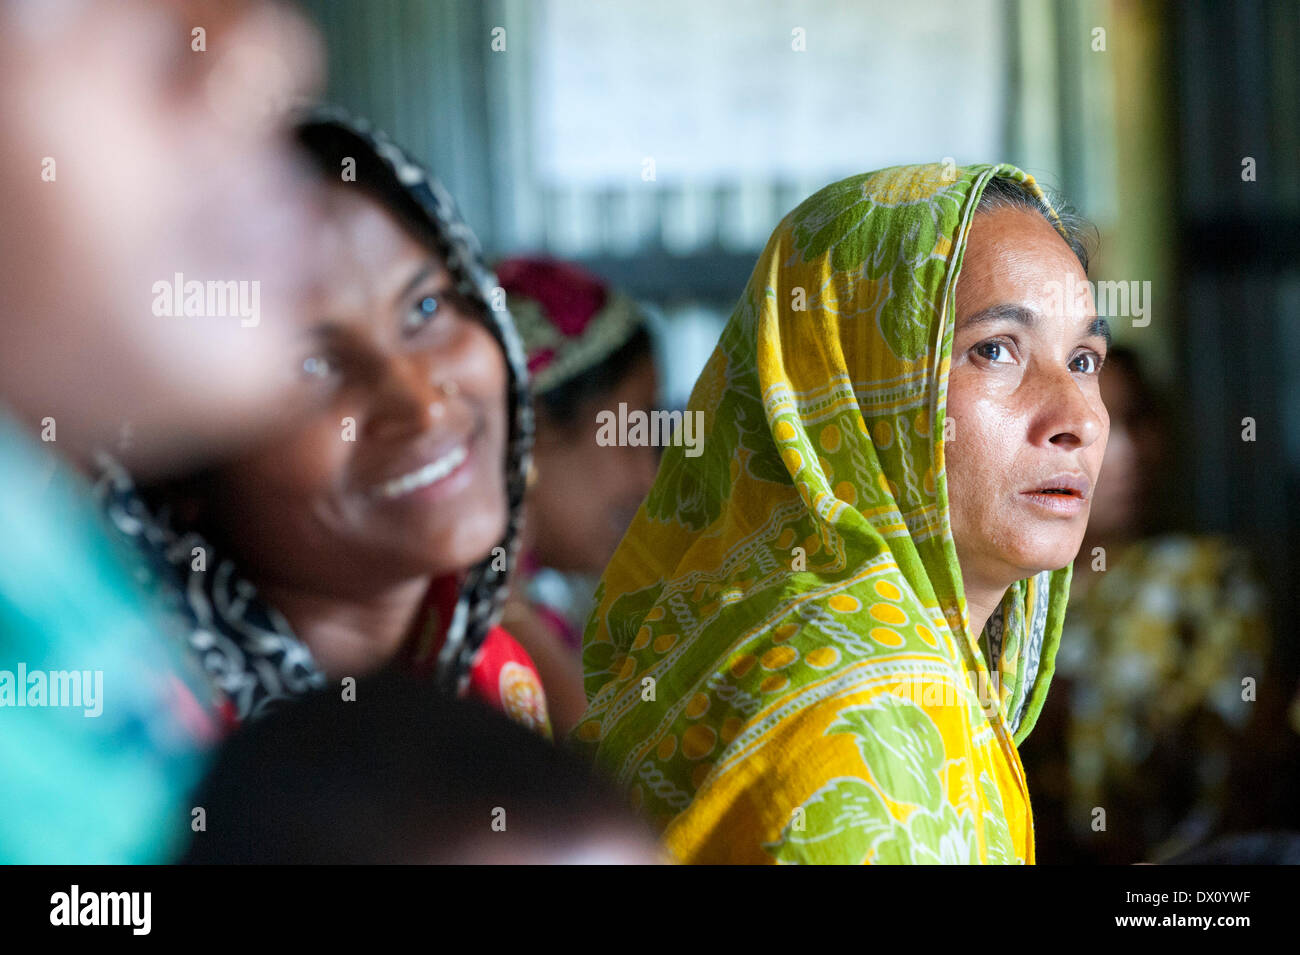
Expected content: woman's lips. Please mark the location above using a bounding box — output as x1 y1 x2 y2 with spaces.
1018 488 1088 516
1017 471 1091 515
369 441 471 501
1023 472 1091 498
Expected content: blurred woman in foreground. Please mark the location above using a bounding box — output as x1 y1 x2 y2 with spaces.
184 670 661 863
0 0 328 863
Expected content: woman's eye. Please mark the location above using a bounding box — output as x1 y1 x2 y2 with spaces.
301 355 334 380
403 294 441 334
1071 351 1102 374
974 340 1014 364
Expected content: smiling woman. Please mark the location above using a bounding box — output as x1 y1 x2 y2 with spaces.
216 170 512 632
572 162 1108 864
106 113 552 738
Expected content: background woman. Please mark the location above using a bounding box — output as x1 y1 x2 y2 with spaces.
494 256 660 734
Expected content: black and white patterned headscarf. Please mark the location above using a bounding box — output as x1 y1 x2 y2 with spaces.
97 109 533 716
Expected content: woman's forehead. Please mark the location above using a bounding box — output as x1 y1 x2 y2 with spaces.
962 207 1084 278
957 209 1096 326
322 184 436 258
316 185 446 303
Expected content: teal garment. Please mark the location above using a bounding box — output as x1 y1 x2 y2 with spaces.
0 418 207 863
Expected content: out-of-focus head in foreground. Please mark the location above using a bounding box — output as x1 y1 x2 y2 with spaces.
183 669 663 864
0 0 328 474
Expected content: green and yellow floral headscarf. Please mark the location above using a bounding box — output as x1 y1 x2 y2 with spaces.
572 163 1074 864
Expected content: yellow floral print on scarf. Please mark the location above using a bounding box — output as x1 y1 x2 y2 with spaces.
572 163 1073 864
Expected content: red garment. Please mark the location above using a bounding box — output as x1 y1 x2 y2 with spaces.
496 257 609 338
408 575 552 739
466 626 553 740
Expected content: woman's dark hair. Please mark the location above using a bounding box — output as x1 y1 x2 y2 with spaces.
534 324 655 429
976 176 1095 274
181 669 653 863
294 121 451 265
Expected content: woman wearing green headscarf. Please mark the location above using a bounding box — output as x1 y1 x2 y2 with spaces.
572 163 1110 864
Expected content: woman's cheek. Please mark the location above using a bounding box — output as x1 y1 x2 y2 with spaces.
260 419 355 494
455 319 509 385
946 393 1017 543
942 372 982 495
468 348 510 461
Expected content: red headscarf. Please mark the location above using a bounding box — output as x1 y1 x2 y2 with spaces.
497 256 645 394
